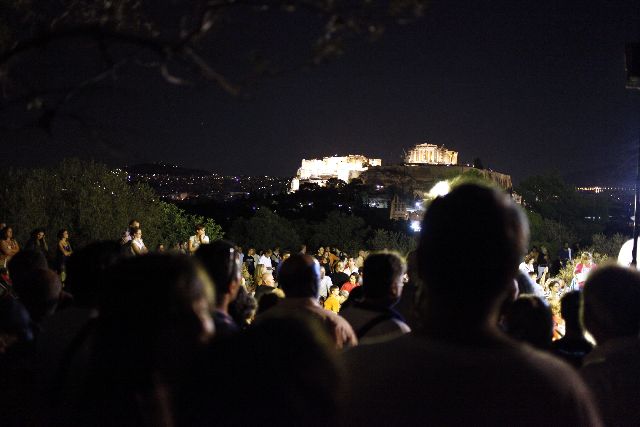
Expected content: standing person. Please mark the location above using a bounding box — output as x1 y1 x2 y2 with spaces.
537 246 550 280
25 228 49 258
558 242 572 268
318 266 333 300
324 286 342 313
188 224 209 254
573 252 596 290
320 252 332 274
129 227 148 256
0 226 20 268
340 252 410 344
244 248 256 276
342 184 601 426
259 254 357 349
258 249 273 273
120 219 140 245
330 261 349 288
341 272 360 293
195 240 243 338
581 265 640 427
55 229 73 276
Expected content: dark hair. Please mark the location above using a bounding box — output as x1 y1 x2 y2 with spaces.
7 249 48 283
12 268 62 324
57 229 68 240
583 265 640 337
362 252 406 299
504 295 553 349
128 219 139 227
278 254 320 298
128 226 140 237
195 240 241 297
330 285 339 292
83 254 214 424
30 228 45 238
560 291 582 331
417 184 527 303
0 226 12 239
195 224 205 231
65 241 122 308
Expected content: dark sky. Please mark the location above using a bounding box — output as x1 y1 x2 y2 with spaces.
4 0 640 185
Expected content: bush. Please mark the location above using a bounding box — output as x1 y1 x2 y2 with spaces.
367 229 417 255
0 159 222 249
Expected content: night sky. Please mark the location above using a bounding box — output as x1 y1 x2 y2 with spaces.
3 0 640 185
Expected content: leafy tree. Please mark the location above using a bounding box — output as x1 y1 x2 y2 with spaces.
526 211 577 257
227 207 300 251
589 233 626 260
157 201 223 248
0 158 222 248
308 211 369 255
367 229 416 255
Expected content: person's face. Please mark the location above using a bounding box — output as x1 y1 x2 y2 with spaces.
6 228 13 239
550 283 560 292
135 230 142 239
349 276 356 284
37 231 44 240
264 275 275 287
197 228 204 236
320 267 326 278
158 245 165 252
63 230 68 239
249 248 255 255
391 275 405 299
331 288 339 296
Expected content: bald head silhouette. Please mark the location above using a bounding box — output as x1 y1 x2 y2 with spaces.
278 254 321 298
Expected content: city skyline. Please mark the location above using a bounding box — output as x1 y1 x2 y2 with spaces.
2 0 640 186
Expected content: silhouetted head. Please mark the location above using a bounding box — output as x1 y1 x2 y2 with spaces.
195 240 242 299
583 265 640 343
362 252 406 303
0 298 33 349
560 291 582 332
65 241 122 308
12 268 62 324
504 295 553 349
278 254 321 298
7 249 48 283
417 184 528 309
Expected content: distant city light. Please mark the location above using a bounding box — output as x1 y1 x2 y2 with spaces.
410 220 422 233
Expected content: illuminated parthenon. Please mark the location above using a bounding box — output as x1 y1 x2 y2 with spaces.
405 143 458 165
290 155 382 192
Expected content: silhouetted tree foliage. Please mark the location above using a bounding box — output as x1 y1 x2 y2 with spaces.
0 0 427 133
516 174 614 251
227 207 301 250
367 229 416 255
0 158 222 248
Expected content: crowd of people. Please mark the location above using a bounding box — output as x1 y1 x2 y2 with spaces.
1 183 639 426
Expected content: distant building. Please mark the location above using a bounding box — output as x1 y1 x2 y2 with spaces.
290 155 382 192
405 143 458 165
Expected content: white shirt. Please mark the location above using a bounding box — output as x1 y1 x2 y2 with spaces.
318 276 333 299
258 255 273 270
189 234 209 252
